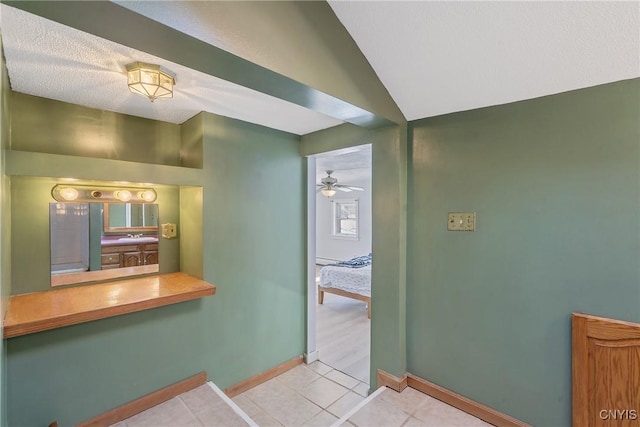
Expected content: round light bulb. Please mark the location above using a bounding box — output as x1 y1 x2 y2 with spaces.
321 188 336 197
115 190 132 202
59 187 79 201
137 190 156 202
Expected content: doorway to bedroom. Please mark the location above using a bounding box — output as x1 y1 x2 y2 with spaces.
307 144 372 385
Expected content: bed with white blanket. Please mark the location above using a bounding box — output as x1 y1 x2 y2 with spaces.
318 254 372 318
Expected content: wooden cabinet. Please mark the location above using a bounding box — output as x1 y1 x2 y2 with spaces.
101 243 158 270
122 251 143 267
572 313 640 427
143 248 158 266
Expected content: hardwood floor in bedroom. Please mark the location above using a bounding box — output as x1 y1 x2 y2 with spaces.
316 265 371 385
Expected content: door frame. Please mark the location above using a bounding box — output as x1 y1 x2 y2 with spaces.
305 156 319 363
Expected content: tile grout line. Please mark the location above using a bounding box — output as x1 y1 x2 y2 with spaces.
312 362 371 409
329 386 387 427
236 362 370 426
274 363 367 424
273 367 340 423
206 381 259 427
174 396 204 425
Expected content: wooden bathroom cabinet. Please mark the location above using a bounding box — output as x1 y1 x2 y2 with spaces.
101 243 158 269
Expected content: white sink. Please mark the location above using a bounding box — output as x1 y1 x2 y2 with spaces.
117 237 157 243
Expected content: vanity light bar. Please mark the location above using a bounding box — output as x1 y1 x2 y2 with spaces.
51 185 157 203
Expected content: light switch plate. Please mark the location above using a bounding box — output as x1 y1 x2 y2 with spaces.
161 223 177 239
448 212 476 231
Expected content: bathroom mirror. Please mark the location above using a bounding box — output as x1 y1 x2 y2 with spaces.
104 203 159 232
50 202 159 287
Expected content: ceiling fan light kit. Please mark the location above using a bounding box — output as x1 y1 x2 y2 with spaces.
317 170 365 197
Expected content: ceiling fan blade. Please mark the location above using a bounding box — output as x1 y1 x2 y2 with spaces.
346 186 364 191
335 186 352 192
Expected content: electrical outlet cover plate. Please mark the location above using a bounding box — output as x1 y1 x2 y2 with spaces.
161 223 177 239
448 212 476 231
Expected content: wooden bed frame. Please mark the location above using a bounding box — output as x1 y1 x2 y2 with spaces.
318 286 371 319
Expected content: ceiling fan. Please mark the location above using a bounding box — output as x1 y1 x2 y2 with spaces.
317 170 364 197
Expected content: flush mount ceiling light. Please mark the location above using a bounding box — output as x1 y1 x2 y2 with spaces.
52 184 157 203
126 62 175 102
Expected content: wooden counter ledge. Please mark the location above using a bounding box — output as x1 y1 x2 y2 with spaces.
4 273 216 338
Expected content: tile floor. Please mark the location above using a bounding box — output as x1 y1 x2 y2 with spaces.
346 387 492 427
112 362 492 427
109 383 248 427
231 361 369 426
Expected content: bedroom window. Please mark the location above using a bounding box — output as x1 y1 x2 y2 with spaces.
332 199 359 239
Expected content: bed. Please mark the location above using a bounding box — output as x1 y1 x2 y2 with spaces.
318 254 372 318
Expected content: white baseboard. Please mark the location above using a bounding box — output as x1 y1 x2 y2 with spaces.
304 351 319 364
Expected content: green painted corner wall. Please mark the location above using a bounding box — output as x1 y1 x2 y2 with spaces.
211 0 404 124
8 301 207 426
180 114 204 169
180 186 203 279
301 123 409 383
11 92 182 166
6 107 306 425
199 113 306 386
407 78 640 426
0 34 11 427
371 124 408 381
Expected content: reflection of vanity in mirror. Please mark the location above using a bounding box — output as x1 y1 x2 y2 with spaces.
50 202 159 286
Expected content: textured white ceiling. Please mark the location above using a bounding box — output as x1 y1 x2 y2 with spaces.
329 1 640 120
0 5 343 135
1 1 638 135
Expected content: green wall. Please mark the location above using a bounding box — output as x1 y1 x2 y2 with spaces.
301 122 409 383
371 124 408 380
6 98 305 425
10 92 182 166
180 186 203 279
200 113 305 386
8 300 206 426
0 35 11 427
407 79 640 426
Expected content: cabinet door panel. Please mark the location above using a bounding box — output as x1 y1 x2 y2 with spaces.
122 252 142 267
143 251 158 266
573 313 640 427
100 253 120 267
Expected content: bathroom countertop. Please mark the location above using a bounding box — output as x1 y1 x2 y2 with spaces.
101 236 159 246
4 272 215 338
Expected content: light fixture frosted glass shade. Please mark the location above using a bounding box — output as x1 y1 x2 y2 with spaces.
114 190 133 202
52 184 157 203
138 190 156 202
126 62 175 102
57 187 79 201
321 188 336 197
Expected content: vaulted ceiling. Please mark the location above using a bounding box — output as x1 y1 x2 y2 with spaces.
0 1 637 177
329 1 639 121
